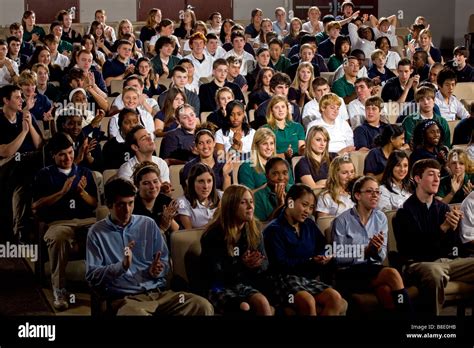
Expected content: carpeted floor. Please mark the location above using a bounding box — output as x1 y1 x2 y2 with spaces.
0 258 54 315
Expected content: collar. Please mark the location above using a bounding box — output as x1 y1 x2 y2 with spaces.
105 214 136 230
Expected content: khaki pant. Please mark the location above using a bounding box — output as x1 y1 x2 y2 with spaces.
43 218 96 289
406 257 474 315
111 290 214 316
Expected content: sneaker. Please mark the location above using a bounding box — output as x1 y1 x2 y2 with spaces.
53 288 69 311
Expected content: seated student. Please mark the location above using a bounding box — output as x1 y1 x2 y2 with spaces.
109 85 155 140
58 10 82 45
159 104 198 165
199 58 245 112
132 161 179 235
184 32 214 82
118 125 170 190
134 57 162 98
252 72 302 129
102 108 138 170
150 36 180 78
225 56 248 92
411 50 430 82
33 132 98 310
215 100 256 160
410 118 449 167
353 96 388 151
0 39 19 87
18 69 53 123
436 149 474 204
327 36 351 72
317 21 341 58
207 87 233 129
306 93 355 155
368 49 396 86
154 87 185 137
268 38 291 73
9 22 34 58
296 125 337 190
263 184 348 316
402 86 451 148
224 30 256 77
55 107 104 172
43 33 70 71
411 29 442 65
247 68 273 112
206 33 226 59
181 126 232 191
445 46 474 83
302 77 349 128
102 39 136 88
22 10 45 45
158 66 200 115
86 177 213 316
316 156 355 218
7 36 29 70
246 46 273 93
394 159 474 315
370 15 398 48
453 102 474 145
288 34 328 73
434 68 470 122
381 58 419 103
333 49 369 82
461 191 474 255
364 124 406 181
177 58 199 95
347 77 377 129
332 176 413 315
286 44 321 81
70 48 107 94
177 163 222 229
254 157 291 222
378 150 412 211
288 62 316 108
201 184 274 315
0 85 43 241
264 95 305 160
238 128 295 191
331 56 359 105
375 36 400 71
347 21 376 61
32 63 61 103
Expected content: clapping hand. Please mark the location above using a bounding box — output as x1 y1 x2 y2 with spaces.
241 250 265 269
149 251 164 277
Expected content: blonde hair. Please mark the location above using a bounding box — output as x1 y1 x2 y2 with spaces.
370 48 386 61
319 92 341 111
322 155 355 206
291 62 315 98
448 149 474 174
18 69 37 86
205 185 262 256
118 19 134 40
250 128 277 174
266 95 292 129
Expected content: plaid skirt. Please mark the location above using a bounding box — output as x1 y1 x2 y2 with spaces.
270 274 331 305
208 283 261 314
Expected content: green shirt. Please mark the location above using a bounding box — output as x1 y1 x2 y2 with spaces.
23 26 46 44
402 112 451 148
437 173 474 203
254 184 291 221
238 161 295 190
315 32 328 45
272 55 292 73
327 55 343 72
331 75 355 99
264 121 305 155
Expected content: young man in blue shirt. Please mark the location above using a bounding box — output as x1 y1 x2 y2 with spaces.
86 177 214 316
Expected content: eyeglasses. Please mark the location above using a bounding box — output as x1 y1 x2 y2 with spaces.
360 189 381 196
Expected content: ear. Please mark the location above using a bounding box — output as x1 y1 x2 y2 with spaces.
354 191 361 202
131 143 139 153
414 175 421 184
